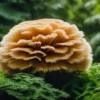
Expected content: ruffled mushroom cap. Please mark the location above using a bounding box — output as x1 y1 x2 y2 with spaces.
0 19 92 74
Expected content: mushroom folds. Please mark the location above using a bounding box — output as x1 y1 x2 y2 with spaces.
0 19 92 74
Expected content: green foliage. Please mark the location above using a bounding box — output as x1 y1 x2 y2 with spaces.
45 63 100 100
0 73 69 100
90 33 100 62
61 63 100 100
0 3 29 22
0 0 65 40
0 64 100 100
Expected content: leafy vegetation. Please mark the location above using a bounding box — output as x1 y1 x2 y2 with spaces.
0 72 69 100
0 0 65 39
46 63 100 100
62 63 100 100
0 64 100 100
90 33 100 62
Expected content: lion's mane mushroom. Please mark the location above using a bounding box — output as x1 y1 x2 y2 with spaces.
0 19 92 74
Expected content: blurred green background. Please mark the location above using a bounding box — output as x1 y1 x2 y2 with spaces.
0 0 100 62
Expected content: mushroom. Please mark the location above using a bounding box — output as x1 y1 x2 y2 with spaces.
0 19 92 74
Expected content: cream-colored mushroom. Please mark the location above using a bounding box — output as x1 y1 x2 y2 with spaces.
0 19 92 74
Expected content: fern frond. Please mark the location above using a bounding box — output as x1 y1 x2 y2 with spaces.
0 72 69 100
